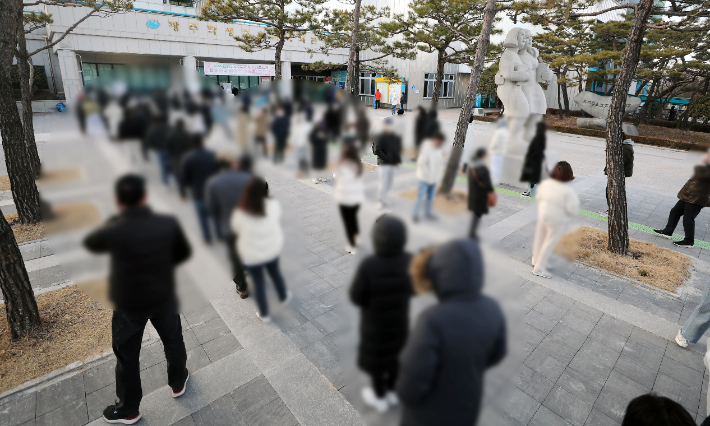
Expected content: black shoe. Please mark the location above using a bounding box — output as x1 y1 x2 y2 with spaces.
236 288 249 299
103 404 141 424
653 229 673 239
674 240 695 248
171 370 189 398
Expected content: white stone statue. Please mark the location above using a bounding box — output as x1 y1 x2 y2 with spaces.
495 27 556 187
496 27 531 156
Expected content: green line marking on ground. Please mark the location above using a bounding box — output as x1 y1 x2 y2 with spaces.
362 153 709 249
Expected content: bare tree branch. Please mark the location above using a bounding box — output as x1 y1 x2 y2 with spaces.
27 3 102 57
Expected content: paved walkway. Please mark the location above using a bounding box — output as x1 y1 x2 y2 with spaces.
1 110 709 426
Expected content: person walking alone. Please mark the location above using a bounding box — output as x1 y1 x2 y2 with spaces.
374 118 402 209
654 151 710 248
374 89 382 109
468 148 496 238
334 145 365 255
84 175 191 425
205 153 253 299
531 161 579 278
230 177 291 322
412 132 445 222
398 238 506 426
414 107 428 156
600 133 634 217
350 215 412 413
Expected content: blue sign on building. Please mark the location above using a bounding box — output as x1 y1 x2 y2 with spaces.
146 20 160 29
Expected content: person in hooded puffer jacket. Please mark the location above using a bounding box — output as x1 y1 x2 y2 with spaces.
397 238 506 426
350 215 412 413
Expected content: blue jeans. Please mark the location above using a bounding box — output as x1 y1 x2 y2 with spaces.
413 181 436 218
157 150 171 185
681 279 710 343
391 104 397 114
194 199 222 243
245 257 288 317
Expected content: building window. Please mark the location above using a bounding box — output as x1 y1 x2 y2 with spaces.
359 72 376 95
169 0 194 6
423 73 454 99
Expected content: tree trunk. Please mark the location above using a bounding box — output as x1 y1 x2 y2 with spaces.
0 2 42 225
561 80 571 117
430 50 445 109
17 28 41 178
344 0 361 94
438 0 497 195
354 48 361 96
605 0 654 255
635 78 659 125
0 209 41 338
274 29 285 80
557 76 563 117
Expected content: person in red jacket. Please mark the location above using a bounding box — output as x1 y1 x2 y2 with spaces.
374 89 382 109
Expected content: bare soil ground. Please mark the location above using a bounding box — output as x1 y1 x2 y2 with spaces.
0 285 112 394
545 116 710 145
399 188 468 215
5 213 45 243
556 226 692 292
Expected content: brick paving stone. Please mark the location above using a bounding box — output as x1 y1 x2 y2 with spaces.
543 386 594 426
556 367 604 404
518 366 555 403
585 409 618 426
192 395 246 426
529 404 573 426
612 355 659 389
35 398 88 426
621 340 665 371
35 373 85 417
505 388 541 425
201 334 242 363
653 373 701 415
537 335 579 365
548 323 588 350
243 397 299 426
587 325 628 352
525 348 567 383
230 375 279 417
0 393 36 426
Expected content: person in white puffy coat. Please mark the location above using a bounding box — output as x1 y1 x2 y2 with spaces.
413 132 446 221
488 117 508 185
334 145 365 254
532 161 580 278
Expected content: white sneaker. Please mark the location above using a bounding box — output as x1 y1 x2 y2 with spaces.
675 330 689 348
386 391 399 406
599 210 608 218
256 311 271 323
532 269 552 279
521 190 531 198
361 387 388 413
282 290 293 305
312 178 319 184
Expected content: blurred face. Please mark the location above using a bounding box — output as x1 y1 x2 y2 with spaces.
433 138 443 147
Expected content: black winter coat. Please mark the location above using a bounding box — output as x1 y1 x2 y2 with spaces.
310 126 329 170
83 207 191 314
521 132 546 185
350 216 412 373
271 115 290 146
397 239 506 426
468 163 494 215
415 112 427 147
374 132 402 165
179 147 218 200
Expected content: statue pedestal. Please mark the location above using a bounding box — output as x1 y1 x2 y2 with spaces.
499 154 526 188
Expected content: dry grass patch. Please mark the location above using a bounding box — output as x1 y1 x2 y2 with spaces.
37 168 81 187
4 213 46 243
44 202 101 235
555 226 692 292
399 188 469 215
0 285 112 394
0 174 9 191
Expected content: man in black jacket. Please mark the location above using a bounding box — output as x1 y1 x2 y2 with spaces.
179 135 219 243
374 118 402 209
84 175 191 425
655 152 710 248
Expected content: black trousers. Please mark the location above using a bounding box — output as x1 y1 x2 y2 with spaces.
112 307 187 416
663 200 703 243
225 233 248 293
469 213 481 239
339 204 360 246
370 364 398 398
273 138 286 164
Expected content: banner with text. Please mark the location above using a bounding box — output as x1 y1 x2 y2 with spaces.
203 62 275 77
